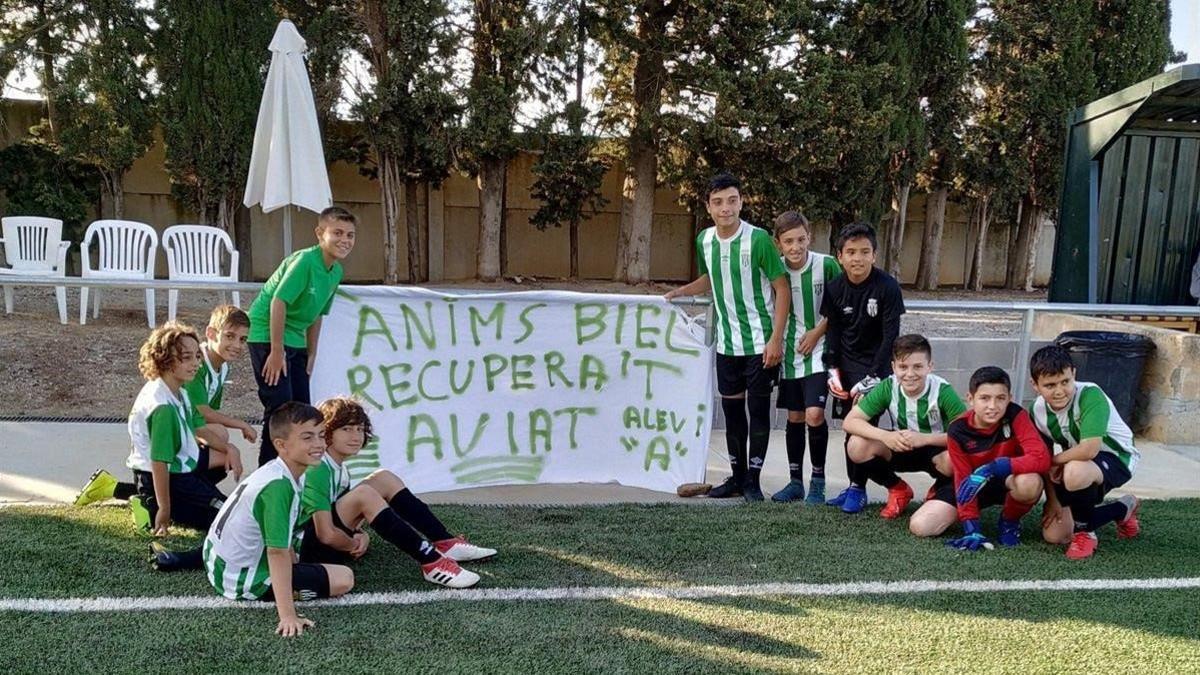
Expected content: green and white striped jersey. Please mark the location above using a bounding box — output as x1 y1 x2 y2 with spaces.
203 459 304 600
696 221 788 356
781 251 843 379
299 454 352 526
183 344 228 412
1029 381 1139 472
857 374 966 433
126 379 202 473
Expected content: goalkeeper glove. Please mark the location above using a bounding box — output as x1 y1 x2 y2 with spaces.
946 519 991 551
955 458 1013 505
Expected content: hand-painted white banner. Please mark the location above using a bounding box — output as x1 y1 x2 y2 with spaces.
311 287 713 493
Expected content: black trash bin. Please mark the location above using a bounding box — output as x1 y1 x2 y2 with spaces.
1052 331 1155 424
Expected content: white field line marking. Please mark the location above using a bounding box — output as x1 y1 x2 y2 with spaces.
2 576 1199 614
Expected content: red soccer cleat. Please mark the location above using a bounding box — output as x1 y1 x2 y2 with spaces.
1116 495 1141 539
881 480 914 520
1065 531 1099 560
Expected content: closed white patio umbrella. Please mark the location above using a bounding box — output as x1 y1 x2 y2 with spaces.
243 19 332 255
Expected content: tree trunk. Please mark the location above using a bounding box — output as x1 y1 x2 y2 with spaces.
216 193 238 235
885 181 910 278
1021 206 1046 292
234 204 253 280
915 187 948 290
1006 195 1041 290
569 217 580 279
35 0 58 140
615 2 667 284
404 178 425 283
967 194 991 291
379 151 402 284
476 156 505 281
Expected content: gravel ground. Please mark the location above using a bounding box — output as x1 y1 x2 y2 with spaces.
0 281 1046 418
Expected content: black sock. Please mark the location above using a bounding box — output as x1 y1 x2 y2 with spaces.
746 395 772 483
1086 500 1127 532
721 397 749 482
785 421 806 481
843 436 862 487
866 457 901 489
156 546 203 572
388 489 452 542
808 422 828 477
1064 485 1102 532
370 508 440 564
114 482 137 500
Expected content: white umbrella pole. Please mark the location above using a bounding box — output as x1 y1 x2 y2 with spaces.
283 207 293 255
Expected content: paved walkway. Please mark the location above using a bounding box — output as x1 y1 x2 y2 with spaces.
2 423 1197 507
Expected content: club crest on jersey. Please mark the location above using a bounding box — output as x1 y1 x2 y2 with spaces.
867 298 878 317
814 282 824 295
740 251 751 267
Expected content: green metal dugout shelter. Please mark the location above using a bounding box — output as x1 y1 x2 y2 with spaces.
1050 64 1200 304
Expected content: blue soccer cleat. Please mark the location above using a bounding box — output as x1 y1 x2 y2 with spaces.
840 485 868 514
805 477 826 505
998 518 1022 547
826 486 852 507
771 479 806 503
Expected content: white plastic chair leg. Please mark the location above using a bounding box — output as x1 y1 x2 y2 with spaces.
145 289 156 328
232 291 241 308
55 285 67 324
168 289 179 322
2 285 12 314
79 286 89 325
92 288 101 318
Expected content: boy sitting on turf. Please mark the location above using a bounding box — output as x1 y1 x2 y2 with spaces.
1027 345 1141 560
770 211 840 504
841 334 966 519
203 402 354 637
183 304 255 477
909 366 1049 548
124 322 234 536
300 397 494 589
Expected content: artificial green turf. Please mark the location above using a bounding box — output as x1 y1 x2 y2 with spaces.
1 502 1198 673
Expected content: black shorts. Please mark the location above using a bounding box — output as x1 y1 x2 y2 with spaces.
132 468 226 531
1053 452 1133 501
258 563 332 602
831 370 871 420
888 445 947 476
930 476 1009 508
299 505 357 565
716 353 778 397
776 372 829 411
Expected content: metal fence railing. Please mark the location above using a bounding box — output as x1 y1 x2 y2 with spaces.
9 275 1199 404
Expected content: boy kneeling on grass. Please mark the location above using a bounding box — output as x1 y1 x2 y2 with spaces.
300 397 494 589
1028 345 1142 560
909 366 1050 549
203 402 353 637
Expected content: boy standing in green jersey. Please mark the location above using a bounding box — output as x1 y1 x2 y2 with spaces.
666 173 791 501
769 211 841 504
248 207 357 466
1027 345 1142 560
204 402 354 637
842 334 966 519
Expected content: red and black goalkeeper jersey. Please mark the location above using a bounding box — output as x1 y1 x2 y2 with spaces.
946 402 1051 521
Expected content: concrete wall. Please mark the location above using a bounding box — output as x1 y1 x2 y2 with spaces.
1032 313 1200 444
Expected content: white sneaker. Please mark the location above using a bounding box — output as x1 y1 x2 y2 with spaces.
421 557 480 589
435 536 497 562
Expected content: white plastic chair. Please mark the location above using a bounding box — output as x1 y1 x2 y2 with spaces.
79 219 158 328
0 216 70 324
162 224 241 321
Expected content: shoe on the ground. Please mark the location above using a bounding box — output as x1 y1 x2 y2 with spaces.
1116 495 1141 539
74 469 117 507
129 495 152 532
826 486 851 507
743 480 765 503
677 482 712 498
435 536 497 562
421 556 480 589
997 518 1022 547
880 480 914 520
771 479 806 503
1065 531 1099 560
150 542 187 572
841 486 868 514
805 477 826 505
707 477 744 499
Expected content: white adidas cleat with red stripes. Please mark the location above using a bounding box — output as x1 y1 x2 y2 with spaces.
435 536 497 562
421 557 481 589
